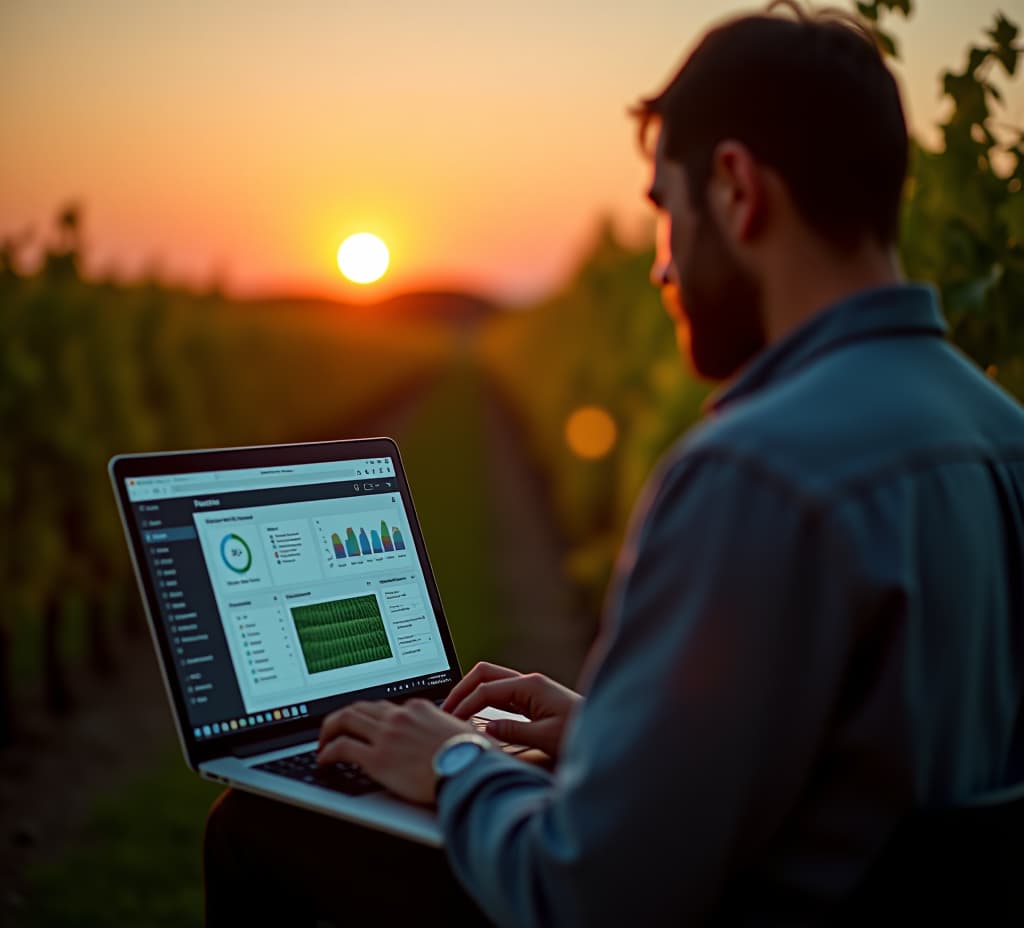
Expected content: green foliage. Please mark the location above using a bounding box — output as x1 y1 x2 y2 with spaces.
895 7 1024 397
855 0 911 59
482 4 1024 615
0 214 450 691
20 747 221 928
482 222 708 605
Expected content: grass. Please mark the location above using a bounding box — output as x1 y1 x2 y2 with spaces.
17 357 500 926
19 746 221 928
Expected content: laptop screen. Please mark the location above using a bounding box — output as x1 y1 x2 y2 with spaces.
116 446 457 751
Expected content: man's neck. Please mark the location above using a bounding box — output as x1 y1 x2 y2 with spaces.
761 238 903 344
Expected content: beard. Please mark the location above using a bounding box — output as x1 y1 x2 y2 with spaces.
664 209 766 381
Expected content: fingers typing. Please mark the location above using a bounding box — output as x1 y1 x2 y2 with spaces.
442 661 521 713
450 677 529 720
318 701 384 751
317 733 372 767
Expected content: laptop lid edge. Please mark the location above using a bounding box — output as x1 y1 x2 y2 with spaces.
110 453 202 772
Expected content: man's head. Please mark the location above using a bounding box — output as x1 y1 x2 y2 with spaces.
637 2 908 380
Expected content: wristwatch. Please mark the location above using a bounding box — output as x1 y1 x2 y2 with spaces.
432 732 493 798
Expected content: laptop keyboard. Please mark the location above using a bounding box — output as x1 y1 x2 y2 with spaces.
255 749 382 795
254 716 525 797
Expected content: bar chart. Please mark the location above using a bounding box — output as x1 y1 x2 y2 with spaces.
324 519 407 560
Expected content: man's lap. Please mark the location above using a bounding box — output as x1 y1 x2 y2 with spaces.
204 788 492 926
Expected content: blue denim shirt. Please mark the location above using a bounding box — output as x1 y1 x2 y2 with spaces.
438 284 1024 926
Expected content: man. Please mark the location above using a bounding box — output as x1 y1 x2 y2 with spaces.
206 4 1024 925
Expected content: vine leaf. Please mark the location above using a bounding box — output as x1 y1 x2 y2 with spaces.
987 14 1019 76
855 1 878 22
942 67 990 130
875 29 898 58
968 47 989 74
999 195 1024 246
945 265 1003 316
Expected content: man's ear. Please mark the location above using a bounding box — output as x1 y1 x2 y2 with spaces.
707 140 764 243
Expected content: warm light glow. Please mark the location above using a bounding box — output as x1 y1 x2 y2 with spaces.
3 4 999 300
337 233 390 284
565 406 618 460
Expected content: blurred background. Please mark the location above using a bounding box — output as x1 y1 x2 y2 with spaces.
1 0 1021 924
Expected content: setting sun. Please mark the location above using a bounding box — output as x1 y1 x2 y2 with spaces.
337 232 390 284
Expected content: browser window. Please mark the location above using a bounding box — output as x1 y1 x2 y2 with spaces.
124 456 453 742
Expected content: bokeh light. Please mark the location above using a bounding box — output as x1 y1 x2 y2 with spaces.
565 405 618 459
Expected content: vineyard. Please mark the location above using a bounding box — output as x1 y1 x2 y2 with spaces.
0 210 453 746
1 2 1022 921
481 2 1024 621
2 3 1019 751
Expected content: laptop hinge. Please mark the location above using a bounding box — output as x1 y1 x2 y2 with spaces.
234 726 320 758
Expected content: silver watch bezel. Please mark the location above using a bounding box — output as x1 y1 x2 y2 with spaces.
432 732 494 780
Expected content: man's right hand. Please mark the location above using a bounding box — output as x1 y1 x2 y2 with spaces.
441 661 583 760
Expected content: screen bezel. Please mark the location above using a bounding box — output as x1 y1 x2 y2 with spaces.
110 437 464 769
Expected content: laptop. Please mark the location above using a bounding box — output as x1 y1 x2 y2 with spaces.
110 437 524 847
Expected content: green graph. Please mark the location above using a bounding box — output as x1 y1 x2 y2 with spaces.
290 594 393 674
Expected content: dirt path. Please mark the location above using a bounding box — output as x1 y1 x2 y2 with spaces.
480 377 594 688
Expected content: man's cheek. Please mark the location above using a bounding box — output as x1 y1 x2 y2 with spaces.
668 222 698 296
655 215 674 280
660 281 686 324
673 312 693 360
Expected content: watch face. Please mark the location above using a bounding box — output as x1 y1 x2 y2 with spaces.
437 740 486 777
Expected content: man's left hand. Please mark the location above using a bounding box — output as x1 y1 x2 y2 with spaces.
317 699 477 804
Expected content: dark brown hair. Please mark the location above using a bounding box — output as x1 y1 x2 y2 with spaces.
633 2 908 249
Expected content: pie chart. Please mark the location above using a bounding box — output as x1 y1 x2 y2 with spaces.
220 533 253 574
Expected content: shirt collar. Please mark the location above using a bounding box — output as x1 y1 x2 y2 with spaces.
704 283 947 414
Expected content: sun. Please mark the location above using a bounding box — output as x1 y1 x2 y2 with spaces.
337 232 389 284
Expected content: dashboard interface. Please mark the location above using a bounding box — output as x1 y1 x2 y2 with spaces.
122 456 454 744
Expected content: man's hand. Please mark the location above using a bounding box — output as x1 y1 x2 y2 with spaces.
317 699 475 805
442 661 583 760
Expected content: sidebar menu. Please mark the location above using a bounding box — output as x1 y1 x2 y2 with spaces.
135 502 243 727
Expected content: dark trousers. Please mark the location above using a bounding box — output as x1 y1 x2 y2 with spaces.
203 788 493 927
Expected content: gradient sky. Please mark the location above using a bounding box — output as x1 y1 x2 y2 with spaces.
2 1 1021 304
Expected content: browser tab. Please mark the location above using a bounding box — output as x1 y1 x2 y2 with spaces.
125 457 391 501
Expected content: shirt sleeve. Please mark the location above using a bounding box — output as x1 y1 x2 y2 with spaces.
437 450 863 927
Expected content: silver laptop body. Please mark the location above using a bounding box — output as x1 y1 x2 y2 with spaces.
110 437 519 847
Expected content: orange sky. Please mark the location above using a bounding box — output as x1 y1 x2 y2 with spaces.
2 1 1021 305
